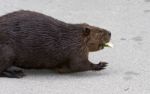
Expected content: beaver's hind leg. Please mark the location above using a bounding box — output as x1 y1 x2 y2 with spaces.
0 67 25 78
0 44 24 78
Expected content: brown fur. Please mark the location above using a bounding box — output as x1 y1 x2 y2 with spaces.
0 10 111 78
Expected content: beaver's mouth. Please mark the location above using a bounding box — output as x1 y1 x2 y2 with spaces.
99 44 105 50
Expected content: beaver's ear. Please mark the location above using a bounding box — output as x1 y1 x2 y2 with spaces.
83 27 91 36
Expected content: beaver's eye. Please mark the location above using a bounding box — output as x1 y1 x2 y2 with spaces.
99 30 104 33
99 30 102 32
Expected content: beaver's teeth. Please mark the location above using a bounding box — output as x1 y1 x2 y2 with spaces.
104 42 114 48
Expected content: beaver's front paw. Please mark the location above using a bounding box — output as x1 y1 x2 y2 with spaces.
92 62 108 71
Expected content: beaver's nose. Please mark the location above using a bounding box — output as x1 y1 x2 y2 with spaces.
108 32 111 37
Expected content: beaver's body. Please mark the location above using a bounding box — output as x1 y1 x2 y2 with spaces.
0 10 111 78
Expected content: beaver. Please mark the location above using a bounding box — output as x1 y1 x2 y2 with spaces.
0 10 111 78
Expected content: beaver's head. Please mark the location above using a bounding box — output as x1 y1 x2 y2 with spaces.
82 24 111 52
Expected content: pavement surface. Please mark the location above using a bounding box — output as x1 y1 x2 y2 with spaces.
0 0 150 94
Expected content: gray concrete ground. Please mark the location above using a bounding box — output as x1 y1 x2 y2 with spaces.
0 0 150 94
